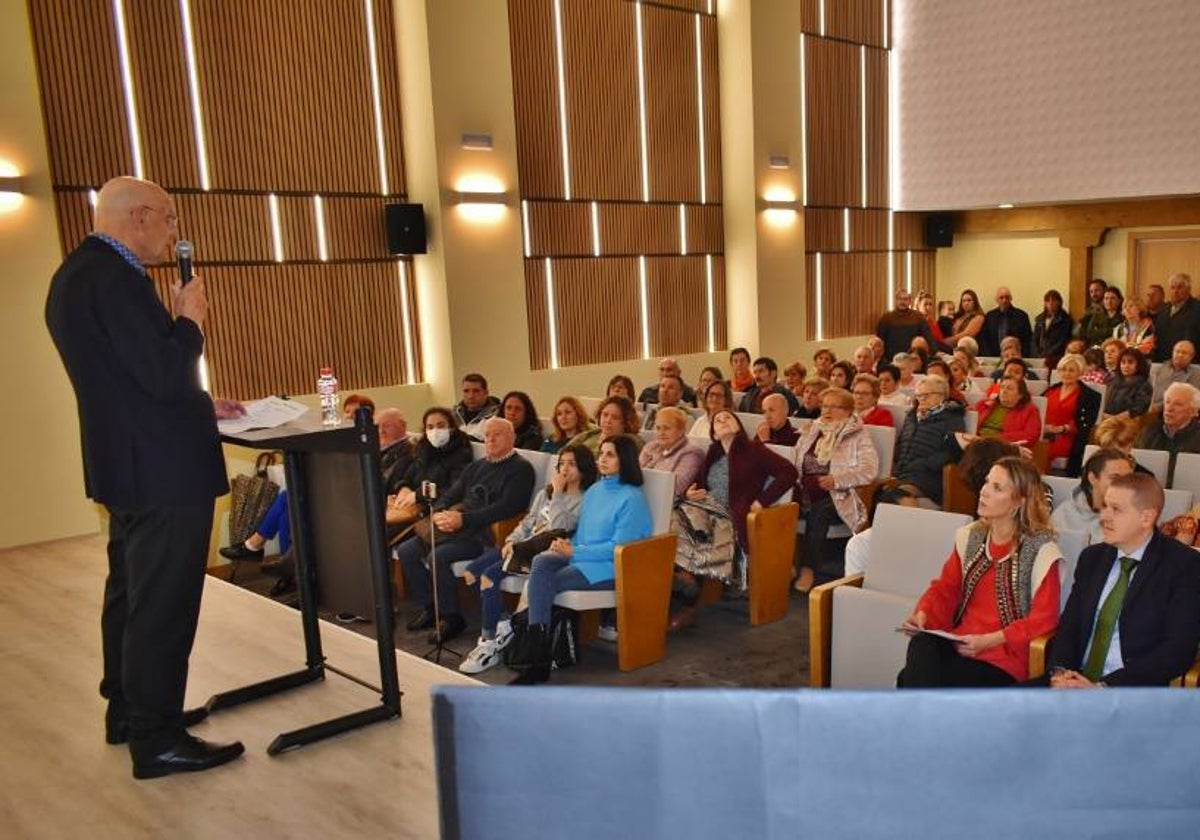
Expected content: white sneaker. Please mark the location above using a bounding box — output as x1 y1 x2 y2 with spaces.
597 623 618 642
494 618 514 647
459 634 509 674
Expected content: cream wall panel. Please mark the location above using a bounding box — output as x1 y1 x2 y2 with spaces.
936 232 1071 314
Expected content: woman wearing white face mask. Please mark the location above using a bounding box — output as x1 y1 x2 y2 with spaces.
390 407 474 515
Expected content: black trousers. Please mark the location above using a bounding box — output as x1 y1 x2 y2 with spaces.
102 503 213 755
897 633 1016 688
800 496 840 572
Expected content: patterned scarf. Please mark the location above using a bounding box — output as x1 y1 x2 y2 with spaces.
953 522 1054 627
812 417 850 465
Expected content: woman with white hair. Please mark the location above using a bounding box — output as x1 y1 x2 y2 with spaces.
1043 353 1101 475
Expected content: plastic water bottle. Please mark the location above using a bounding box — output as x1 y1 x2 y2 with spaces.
317 366 340 426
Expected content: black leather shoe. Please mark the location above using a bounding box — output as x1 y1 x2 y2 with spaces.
106 706 210 745
406 608 436 632
426 613 467 644
131 734 244 780
219 543 264 561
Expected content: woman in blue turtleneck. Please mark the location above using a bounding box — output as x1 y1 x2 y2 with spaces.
509 434 653 684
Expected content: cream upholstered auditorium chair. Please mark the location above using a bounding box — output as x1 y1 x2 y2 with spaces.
808 503 971 688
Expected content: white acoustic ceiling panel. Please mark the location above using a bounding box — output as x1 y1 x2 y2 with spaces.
893 0 1200 210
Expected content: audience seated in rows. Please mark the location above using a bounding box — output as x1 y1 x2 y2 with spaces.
898 457 1063 687
1043 353 1101 474
792 387 879 594
828 360 856 391
756 393 799 446
453 373 501 440
393 406 474 515
542 396 593 455
1101 347 1152 422
696 366 724 404
637 357 697 406
1114 296 1155 357
501 390 544 451
1049 448 1134 544
1100 337 1125 380
670 409 798 630
458 445 596 675
566 396 643 455
1151 340 1200 410
509 436 653 684
398 417 535 645
812 348 836 380
729 347 754 392
915 291 950 353
1080 347 1110 385
1077 278 1115 347
738 356 800 415
641 374 687 430
690 379 736 439
876 375 965 509
876 364 908 407
794 377 828 419
971 377 1042 447
852 373 894 427
1135 382 1200 486
606 374 636 404
639 407 705 496
852 345 876 375
1044 472 1200 687
1033 289 1073 369
782 361 808 402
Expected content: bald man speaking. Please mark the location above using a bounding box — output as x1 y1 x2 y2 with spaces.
45 177 246 779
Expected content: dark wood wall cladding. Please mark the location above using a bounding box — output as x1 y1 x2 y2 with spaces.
28 0 419 396
510 0 725 369
800 0 933 340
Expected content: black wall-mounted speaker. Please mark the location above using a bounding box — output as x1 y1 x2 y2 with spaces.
924 212 955 248
385 203 427 255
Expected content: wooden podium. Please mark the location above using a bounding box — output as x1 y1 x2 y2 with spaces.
211 408 401 755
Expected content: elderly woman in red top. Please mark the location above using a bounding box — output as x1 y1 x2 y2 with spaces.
851 373 894 427
972 376 1042 445
898 457 1063 686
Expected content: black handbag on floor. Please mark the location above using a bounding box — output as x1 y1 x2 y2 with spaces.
503 607 579 671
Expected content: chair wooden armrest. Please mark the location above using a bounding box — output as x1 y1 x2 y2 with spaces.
1028 632 1055 679
942 463 978 517
614 532 678 671
747 502 800 626
1030 440 1050 474
491 512 527 547
807 573 864 688
1183 658 1200 688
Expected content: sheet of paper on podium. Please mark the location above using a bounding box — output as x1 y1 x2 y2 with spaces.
217 396 309 434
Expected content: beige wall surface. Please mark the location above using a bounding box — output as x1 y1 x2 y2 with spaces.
1093 224 1200 296
0 3 100 548
935 232 1071 316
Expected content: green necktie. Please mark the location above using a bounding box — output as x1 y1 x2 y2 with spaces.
1082 556 1138 681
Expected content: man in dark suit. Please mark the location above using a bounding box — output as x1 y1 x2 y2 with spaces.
1047 472 1200 687
45 176 246 779
1153 272 1200 363
979 286 1033 357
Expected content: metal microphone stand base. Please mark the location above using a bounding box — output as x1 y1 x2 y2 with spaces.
419 500 463 665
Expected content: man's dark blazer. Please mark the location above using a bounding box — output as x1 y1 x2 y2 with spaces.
1049 532 1200 686
45 236 227 508
1153 296 1200 363
979 305 1033 357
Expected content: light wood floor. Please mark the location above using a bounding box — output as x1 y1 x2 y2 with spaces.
0 534 478 839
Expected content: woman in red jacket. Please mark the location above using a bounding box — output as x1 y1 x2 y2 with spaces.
972 376 1042 446
671 409 798 629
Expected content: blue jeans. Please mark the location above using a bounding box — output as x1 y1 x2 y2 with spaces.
396 533 489 615
257 491 292 554
465 547 506 635
526 552 613 626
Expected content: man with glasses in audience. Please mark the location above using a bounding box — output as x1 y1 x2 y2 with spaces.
1044 472 1200 687
980 286 1033 357
1150 340 1200 410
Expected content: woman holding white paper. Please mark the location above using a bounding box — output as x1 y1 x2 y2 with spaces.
898 457 1063 687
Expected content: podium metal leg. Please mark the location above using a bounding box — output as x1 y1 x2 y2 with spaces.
205 666 324 712
267 704 400 756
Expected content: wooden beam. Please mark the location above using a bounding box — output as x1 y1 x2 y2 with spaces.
1057 229 1107 318
957 195 1200 234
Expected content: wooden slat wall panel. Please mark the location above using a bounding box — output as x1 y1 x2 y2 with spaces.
509 0 563 199
805 253 889 339
806 37 859 208
527 202 592 256
685 204 723 253
126 0 198 189
909 250 937 295
699 14 722 203
54 192 97 256
278 196 319 263
712 255 728 350
866 47 889 208
647 256 708 356
554 258 642 367
644 5 700 203
850 208 890 252
804 208 842 253
893 212 928 250
563 0 641 201
27 0 132 185
372 0 407 194
827 0 886 48
599 203 678 256
321 197 392 261
621 0 710 13
524 260 552 370
191 0 394 194
800 0 820 34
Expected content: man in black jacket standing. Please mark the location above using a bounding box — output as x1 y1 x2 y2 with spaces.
979 286 1033 357
45 176 245 779
1153 273 1200 363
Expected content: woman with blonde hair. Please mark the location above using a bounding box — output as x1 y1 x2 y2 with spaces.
1093 414 1140 454
1043 353 1101 474
899 457 1064 687
542 396 593 454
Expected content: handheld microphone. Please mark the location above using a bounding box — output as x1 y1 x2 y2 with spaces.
175 240 194 285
